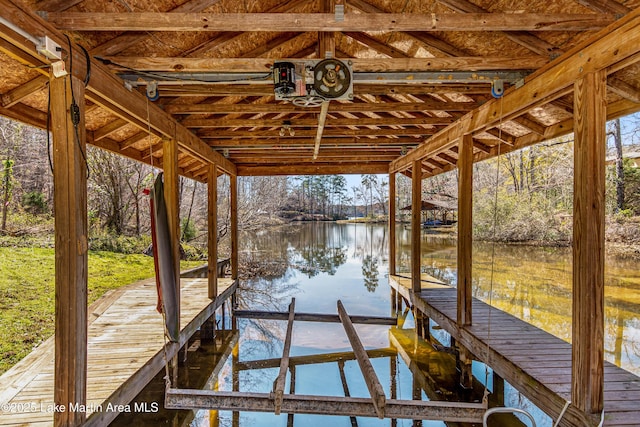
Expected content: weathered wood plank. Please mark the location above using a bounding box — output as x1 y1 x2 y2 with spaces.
236 348 396 371
165 390 486 422
389 277 640 427
46 12 614 32
233 310 397 325
0 277 237 427
273 299 295 415
337 300 386 419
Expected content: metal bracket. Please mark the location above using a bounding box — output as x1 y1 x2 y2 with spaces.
146 81 159 101
491 79 504 98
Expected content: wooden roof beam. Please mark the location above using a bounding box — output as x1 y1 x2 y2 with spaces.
181 116 455 128
342 31 410 58
204 137 422 148
437 152 458 165
484 129 516 146
346 0 468 56
390 6 640 174
319 0 337 58
45 12 615 32
92 118 130 142
607 77 640 103
511 115 547 136
0 0 236 175
575 0 630 15
240 32 303 58
237 163 390 176
165 101 477 115
197 127 434 138
436 0 565 56
88 0 304 56
1 75 47 107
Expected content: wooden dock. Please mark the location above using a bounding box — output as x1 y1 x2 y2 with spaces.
390 275 640 427
0 277 237 427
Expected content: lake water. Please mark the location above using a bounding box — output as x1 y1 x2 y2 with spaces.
112 222 640 427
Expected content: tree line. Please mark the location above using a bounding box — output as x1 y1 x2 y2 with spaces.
1 114 639 250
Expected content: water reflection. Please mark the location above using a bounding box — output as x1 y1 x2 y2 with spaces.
220 223 486 427
112 223 640 427
396 227 640 376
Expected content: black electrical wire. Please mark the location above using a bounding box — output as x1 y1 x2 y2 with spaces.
64 34 90 180
46 82 53 174
79 44 91 87
94 56 273 84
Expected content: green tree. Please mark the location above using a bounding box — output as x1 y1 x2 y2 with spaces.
361 174 377 217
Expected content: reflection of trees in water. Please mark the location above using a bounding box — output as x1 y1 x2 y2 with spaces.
362 255 379 292
289 222 348 277
350 222 388 262
235 253 301 390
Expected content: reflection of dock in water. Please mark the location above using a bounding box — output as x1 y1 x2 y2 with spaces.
388 327 526 427
390 274 640 426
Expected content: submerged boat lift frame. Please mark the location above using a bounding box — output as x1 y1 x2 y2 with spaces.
165 299 487 423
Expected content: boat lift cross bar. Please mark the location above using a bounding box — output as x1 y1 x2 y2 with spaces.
164 299 487 423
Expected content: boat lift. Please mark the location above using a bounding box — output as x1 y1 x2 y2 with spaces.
164 299 487 423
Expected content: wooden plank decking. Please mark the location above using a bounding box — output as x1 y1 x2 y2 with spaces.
0 277 237 427
390 275 640 427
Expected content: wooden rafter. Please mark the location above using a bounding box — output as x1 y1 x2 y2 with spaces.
342 31 410 58
347 0 470 56
45 12 615 32
0 0 237 175
390 6 640 173
180 116 454 128
198 127 433 138
165 101 477 114
575 0 630 14
436 0 565 56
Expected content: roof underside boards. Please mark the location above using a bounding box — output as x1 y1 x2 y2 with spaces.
0 0 639 180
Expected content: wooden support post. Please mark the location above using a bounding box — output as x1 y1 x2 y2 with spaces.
162 138 180 320
51 74 88 427
412 377 423 427
230 174 239 280
572 70 606 414
232 341 239 427
457 345 473 390
337 300 386 419
319 0 336 58
208 164 218 299
411 161 422 293
457 134 473 327
391 287 397 314
273 299 296 415
389 172 397 276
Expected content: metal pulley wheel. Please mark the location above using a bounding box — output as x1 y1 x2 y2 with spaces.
292 96 325 108
313 59 351 99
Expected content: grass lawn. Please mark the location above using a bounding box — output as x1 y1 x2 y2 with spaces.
0 247 203 375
